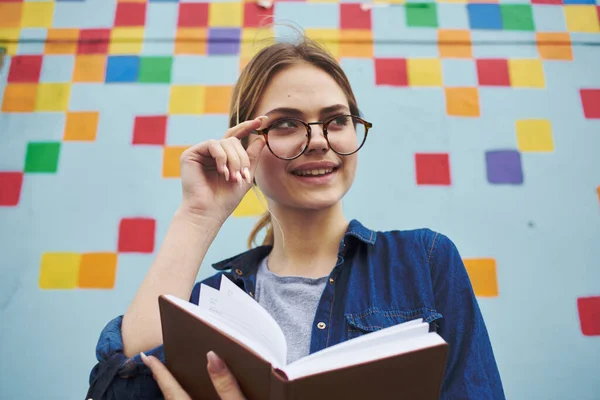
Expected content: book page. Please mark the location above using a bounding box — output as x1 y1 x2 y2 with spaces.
197 282 287 367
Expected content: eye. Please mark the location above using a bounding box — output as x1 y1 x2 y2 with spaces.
327 115 351 129
269 118 301 130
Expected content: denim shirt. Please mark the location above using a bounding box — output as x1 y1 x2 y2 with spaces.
87 219 505 400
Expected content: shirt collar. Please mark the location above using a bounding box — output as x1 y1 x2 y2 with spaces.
211 219 376 273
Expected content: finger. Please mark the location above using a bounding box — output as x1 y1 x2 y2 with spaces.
231 138 252 184
206 140 230 181
207 352 245 400
141 353 191 400
246 135 266 173
220 139 243 185
224 116 268 140
183 140 229 181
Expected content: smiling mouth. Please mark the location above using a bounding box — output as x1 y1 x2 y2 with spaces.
292 167 338 177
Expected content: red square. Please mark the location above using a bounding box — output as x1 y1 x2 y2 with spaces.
476 59 510 87
118 218 156 253
578 296 600 336
114 3 147 27
580 89 600 119
340 4 372 30
8 55 43 83
375 58 408 87
178 3 209 28
0 172 23 207
133 115 168 145
78 29 111 54
531 0 562 4
415 153 451 185
243 3 274 28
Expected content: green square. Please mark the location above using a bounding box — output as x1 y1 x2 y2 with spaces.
25 142 61 173
406 3 438 28
501 5 535 31
138 57 173 84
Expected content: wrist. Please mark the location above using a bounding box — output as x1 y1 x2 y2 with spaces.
174 205 226 231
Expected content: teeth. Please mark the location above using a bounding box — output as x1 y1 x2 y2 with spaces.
295 168 334 176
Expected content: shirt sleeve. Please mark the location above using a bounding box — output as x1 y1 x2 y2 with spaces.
429 232 506 400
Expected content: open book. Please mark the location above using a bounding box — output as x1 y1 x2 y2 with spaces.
159 275 448 400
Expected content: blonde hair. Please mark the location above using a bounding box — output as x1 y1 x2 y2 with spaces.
229 33 360 249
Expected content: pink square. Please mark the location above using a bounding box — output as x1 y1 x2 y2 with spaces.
8 55 43 83
133 116 167 145
340 4 372 30
0 172 23 207
415 153 451 186
114 3 147 27
580 89 600 119
477 59 510 86
118 218 156 253
578 296 600 336
375 58 408 87
78 29 111 54
178 3 209 27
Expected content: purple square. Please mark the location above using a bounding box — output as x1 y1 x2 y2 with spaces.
485 150 524 184
207 28 241 55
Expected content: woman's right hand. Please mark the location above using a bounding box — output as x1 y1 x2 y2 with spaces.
178 116 267 223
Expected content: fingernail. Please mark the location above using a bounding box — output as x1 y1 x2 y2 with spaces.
140 352 150 365
223 165 230 181
207 351 225 374
256 115 268 121
236 171 243 186
243 167 251 184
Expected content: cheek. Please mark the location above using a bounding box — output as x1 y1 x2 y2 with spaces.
254 151 286 193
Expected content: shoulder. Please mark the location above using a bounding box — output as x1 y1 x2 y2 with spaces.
375 227 456 255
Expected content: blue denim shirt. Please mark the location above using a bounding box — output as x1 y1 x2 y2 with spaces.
87 220 505 399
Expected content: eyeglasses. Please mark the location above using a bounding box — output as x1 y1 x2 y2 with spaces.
251 114 373 160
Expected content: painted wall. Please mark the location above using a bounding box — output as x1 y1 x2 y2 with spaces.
1 0 599 399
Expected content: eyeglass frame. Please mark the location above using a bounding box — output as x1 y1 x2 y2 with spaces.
250 114 373 161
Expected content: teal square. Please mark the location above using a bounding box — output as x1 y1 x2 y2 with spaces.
139 56 173 84
24 142 61 173
500 5 535 31
406 3 438 28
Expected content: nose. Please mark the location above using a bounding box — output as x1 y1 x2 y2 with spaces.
306 124 329 154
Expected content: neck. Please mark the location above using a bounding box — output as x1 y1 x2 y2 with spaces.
266 202 348 278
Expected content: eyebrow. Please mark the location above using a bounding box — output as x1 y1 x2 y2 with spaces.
264 104 350 118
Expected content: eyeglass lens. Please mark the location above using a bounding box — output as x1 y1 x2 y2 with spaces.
267 116 367 160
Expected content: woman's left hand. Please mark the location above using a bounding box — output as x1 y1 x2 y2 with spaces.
141 351 246 400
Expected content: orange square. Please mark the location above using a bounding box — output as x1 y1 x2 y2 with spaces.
536 33 573 61
64 111 99 141
73 55 106 82
0 4 22 29
1 83 37 112
339 30 373 59
175 28 207 55
45 29 79 54
445 87 480 117
438 30 472 58
204 86 232 114
463 258 499 297
78 252 118 289
163 146 188 178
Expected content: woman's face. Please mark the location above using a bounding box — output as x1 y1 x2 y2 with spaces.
251 63 358 212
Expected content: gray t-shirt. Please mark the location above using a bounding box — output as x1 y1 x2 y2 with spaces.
255 257 328 364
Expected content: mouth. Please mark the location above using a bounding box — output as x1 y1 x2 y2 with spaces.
291 167 338 177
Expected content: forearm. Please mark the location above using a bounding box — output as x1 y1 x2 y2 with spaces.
122 208 223 357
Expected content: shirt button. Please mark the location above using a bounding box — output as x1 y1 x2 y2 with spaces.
317 322 327 330
235 268 243 276
329 278 334 285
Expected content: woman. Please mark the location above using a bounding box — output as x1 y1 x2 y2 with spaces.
87 37 505 399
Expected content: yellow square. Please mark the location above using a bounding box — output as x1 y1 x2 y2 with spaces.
516 119 553 152
508 59 545 88
35 83 71 112
305 29 340 59
339 30 373 59
169 85 206 115
463 258 499 297
407 58 443 86
45 29 79 55
240 28 275 59
175 28 207 55
564 6 600 33
0 28 20 55
209 3 243 27
109 27 145 54
233 187 267 217
163 146 189 178
39 252 81 290
22 2 54 28
64 111 99 141
204 86 232 114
